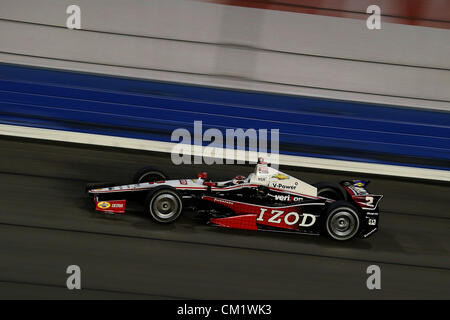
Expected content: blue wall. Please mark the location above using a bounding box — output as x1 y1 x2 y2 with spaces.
0 63 449 170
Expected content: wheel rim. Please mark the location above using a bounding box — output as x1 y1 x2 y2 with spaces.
328 209 359 240
138 172 166 183
151 193 179 220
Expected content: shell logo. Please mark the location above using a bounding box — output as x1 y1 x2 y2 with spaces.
97 201 111 209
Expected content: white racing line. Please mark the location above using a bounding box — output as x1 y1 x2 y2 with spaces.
0 123 449 182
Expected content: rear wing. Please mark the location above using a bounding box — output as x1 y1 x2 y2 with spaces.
340 180 383 210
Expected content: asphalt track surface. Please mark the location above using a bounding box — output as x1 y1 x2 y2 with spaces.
0 136 449 299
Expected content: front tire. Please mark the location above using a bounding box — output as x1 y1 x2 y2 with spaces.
133 166 168 184
324 201 360 241
145 189 182 223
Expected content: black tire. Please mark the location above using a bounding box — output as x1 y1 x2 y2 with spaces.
314 182 346 201
323 201 361 241
85 182 117 193
145 188 182 223
133 166 168 184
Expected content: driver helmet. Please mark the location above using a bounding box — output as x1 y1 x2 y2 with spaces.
232 175 246 184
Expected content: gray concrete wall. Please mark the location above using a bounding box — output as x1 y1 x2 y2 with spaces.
0 0 449 110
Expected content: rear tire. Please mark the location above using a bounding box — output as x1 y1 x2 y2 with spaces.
145 188 182 223
324 201 360 241
314 182 346 201
133 166 168 184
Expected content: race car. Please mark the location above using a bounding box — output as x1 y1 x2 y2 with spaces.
86 158 382 241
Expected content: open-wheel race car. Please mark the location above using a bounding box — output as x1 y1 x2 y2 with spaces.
86 159 382 241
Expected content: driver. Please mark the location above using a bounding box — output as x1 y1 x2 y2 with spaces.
213 175 247 187
232 175 247 184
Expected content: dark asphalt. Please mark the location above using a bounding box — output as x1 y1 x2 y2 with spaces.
0 137 449 299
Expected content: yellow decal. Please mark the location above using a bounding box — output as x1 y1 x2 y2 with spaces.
97 201 111 209
272 174 289 180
